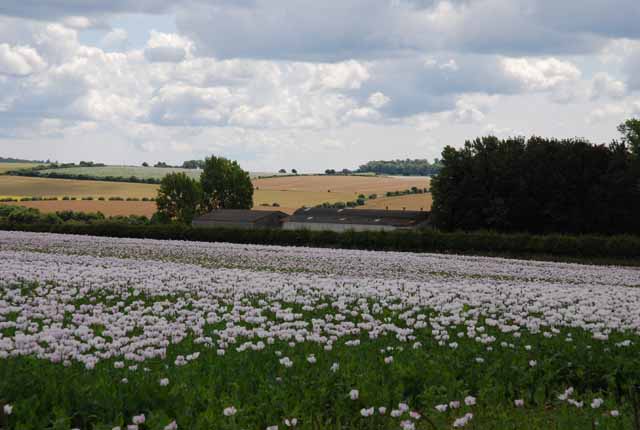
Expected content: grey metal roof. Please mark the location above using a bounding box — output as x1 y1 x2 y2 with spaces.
287 207 430 227
193 209 288 223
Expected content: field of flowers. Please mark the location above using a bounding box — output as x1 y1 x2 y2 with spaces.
0 231 639 430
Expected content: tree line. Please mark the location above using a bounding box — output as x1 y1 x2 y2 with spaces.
356 159 442 176
431 119 640 235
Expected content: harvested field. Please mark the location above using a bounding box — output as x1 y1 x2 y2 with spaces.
0 163 40 174
0 175 431 215
7 200 157 217
253 175 429 194
362 193 433 211
0 176 158 199
253 190 354 213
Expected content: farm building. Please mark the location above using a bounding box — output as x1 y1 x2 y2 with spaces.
283 207 430 232
192 209 288 229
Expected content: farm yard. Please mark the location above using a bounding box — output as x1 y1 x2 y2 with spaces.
0 231 638 429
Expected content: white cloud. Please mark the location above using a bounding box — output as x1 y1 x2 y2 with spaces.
591 73 626 100
144 31 193 63
367 92 390 108
0 43 46 76
500 57 581 91
101 28 128 51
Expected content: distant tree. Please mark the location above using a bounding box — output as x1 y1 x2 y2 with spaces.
182 160 205 169
200 156 254 211
156 172 202 224
278 168 287 174
325 169 336 175
292 169 298 174
142 162 149 167
618 118 640 157
341 168 352 175
154 162 170 168
357 159 442 176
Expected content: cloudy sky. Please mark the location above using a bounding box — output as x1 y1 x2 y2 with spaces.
1 1 639 172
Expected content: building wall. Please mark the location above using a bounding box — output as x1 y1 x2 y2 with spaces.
283 222 398 232
193 215 284 229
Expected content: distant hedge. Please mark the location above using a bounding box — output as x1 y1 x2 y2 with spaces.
1 222 639 261
7 169 161 184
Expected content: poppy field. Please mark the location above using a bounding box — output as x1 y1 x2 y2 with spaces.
0 231 639 430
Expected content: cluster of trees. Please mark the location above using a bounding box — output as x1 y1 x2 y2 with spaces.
431 119 640 235
324 169 354 175
357 159 442 176
278 168 298 174
0 205 150 226
181 160 206 169
156 156 254 224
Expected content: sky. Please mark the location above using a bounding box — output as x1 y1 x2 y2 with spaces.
0 1 639 172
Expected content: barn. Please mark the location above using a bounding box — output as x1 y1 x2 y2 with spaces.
192 209 289 229
283 207 430 232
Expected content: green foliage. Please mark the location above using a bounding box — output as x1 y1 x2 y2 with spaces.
431 135 640 234
182 160 205 169
200 156 254 211
4 222 640 262
617 118 640 158
156 173 203 224
6 207 41 224
357 159 442 176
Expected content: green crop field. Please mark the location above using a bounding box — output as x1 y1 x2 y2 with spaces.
36 166 274 180
0 176 158 199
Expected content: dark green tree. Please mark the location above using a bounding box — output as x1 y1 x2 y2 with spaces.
617 118 640 157
431 131 640 234
156 172 202 224
200 156 254 211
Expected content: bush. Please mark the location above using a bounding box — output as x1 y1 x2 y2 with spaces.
7 207 41 224
1 222 638 262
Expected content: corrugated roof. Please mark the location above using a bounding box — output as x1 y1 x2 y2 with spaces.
194 209 288 223
287 207 430 227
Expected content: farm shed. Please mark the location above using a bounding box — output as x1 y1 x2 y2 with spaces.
283 208 430 232
192 209 288 229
